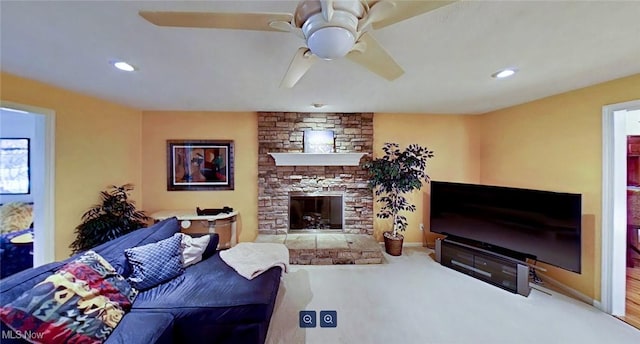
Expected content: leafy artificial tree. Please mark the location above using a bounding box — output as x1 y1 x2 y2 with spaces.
362 142 434 239
70 184 149 253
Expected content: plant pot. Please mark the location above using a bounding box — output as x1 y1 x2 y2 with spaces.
383 231 404 256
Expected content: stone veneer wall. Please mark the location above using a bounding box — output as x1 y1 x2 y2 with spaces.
258 112 373 234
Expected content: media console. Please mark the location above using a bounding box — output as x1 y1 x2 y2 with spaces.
435 237 531 296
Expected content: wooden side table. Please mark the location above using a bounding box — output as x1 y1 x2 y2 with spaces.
150 210 238 249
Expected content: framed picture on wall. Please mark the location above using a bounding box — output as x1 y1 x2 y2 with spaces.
167 140 234 191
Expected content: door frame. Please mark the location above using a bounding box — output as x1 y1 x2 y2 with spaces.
0 101 55 265
601 99 640 315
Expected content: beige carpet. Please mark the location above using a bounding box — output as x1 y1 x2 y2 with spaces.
266 247 640 344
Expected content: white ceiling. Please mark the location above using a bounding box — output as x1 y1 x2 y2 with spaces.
1 0 639 114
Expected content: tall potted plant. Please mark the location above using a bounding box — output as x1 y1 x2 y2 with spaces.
70 184 149 253
361 142 434 256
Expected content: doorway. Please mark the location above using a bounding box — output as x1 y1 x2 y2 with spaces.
601 100 640 327
625 117 640 328
0 102 55 268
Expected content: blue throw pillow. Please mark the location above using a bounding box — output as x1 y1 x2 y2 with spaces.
90 217 181 278
125 233 184 290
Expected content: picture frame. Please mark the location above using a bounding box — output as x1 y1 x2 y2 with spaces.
303 130 335 153
167 140 234 191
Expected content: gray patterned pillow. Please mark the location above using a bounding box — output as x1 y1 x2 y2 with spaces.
125 233 184 290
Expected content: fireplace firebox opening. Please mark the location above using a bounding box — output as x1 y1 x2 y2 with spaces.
289 192 344 231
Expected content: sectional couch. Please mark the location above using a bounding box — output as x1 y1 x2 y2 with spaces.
0 217 283 343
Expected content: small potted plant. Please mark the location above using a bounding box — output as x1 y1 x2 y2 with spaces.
361 142 434 256
70 184 149 253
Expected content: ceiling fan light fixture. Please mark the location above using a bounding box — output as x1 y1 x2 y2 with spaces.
307 27 355 59
301 10 359 60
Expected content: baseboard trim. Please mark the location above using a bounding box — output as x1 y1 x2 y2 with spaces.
593 300 603 310
378 242 425 248
535 271 594 305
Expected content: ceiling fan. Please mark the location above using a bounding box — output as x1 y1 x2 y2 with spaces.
139 0 456 88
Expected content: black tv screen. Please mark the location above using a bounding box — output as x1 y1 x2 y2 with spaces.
430 181 582 273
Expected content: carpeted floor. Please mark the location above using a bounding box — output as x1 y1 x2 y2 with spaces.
266 247 640 344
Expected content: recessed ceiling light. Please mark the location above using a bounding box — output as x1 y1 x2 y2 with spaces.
492 68 517 79
112 61 136 72
311 103 325 108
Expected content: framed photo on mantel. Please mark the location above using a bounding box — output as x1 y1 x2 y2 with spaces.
303 130 335 153
167 140 234 191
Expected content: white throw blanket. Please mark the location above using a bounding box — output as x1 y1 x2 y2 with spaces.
219 243 289 280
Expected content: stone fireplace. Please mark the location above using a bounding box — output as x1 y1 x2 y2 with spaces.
258 112 373 234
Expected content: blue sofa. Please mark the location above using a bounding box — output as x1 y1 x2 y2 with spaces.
0 228 34 279
0 218 282 344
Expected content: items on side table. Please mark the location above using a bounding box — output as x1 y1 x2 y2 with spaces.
150 209 239 249
196 206 233 216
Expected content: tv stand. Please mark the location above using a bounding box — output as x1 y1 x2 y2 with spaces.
435 237 531 296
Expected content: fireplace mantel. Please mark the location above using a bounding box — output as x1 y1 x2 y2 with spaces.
268 152 367 166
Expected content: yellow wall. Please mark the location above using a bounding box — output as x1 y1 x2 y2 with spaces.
373 114 481 245
479 74 640 300
140 111 258 242
6 67 639 301
0 72 143 259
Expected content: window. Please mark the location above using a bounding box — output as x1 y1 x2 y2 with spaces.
0 138 30 194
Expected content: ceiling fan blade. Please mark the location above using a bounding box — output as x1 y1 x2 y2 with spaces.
359 0 395 31
281 48 318 88
370 0 457 30
347 32 403 81
269 20 305 38
139 11 293 31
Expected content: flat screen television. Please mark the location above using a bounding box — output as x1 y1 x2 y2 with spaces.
430 181 582 273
